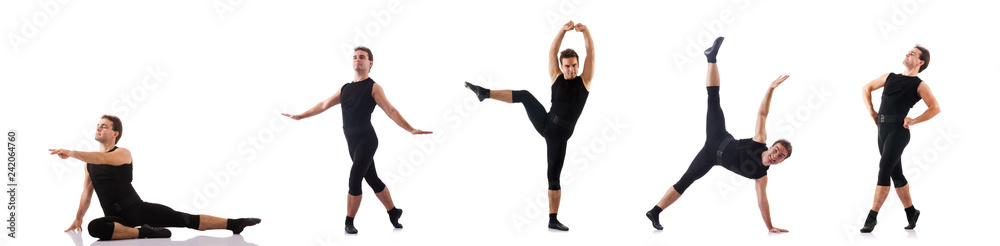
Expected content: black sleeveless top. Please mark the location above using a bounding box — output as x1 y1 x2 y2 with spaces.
549 75 590 124
87 147 142 215
340 78 378 128
878 73 923 116
721 138 769 179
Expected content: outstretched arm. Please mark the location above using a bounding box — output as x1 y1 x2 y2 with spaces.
372 83 432 135
549 21 574 81
65 168 94 232
903 82 941 129
752 75 789 143
282 88 342 120
861 73 889 126
755 176 788 233
48 148 131 166
576 23 595 90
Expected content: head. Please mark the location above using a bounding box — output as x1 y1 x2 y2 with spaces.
559 48 579 79
904 45 930 73
97 115 123 145
353 46 373 74
763 139 792 165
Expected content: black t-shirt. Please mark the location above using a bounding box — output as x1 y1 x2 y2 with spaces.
878 73 923 116
721 138 769 179
87 147 142 215
549 75 589 124
340 78 378 128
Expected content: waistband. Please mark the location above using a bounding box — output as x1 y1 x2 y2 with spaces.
715 136 734 166
877 114 906 123
343 124 375 135
549 115 576 130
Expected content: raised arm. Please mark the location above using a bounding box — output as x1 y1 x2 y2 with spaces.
752 75 789 143
903 82 941 129
48 148 132 166
862 73 890 126
372 83 432 135
575 23 595 90
755 176 788 233
65 168 95 232
549 21 575 81
282 88 342 120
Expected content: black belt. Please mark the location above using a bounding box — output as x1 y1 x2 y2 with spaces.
877 114 905 123
549 115 576 130
343 124 375 135
715 137 733 165
107 193 141 214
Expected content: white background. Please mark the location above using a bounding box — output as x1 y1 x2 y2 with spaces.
1 0 998 245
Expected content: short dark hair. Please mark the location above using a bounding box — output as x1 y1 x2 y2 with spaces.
914 45 930 73
774 139 792 159
354 46 373 72
559 48 578 65
101 115 123 144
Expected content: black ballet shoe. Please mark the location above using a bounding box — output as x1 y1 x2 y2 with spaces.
137 224 172 239
388 207 403 229
228 218 261 234
646 211 663 230
345 224 358 234
860 218 877 233
465 82 489 102
548 221 569 231
704 37 725 63
905 209 920 230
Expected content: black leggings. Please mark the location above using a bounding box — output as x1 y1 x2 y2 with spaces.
876 123 909 187
672 86 732 194
512 90 573 190
88 201 198 240
345 127 387 196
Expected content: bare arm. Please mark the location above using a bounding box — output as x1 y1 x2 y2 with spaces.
755 176 788 232
372 83 432 135
752 75 789 143
48 148 132 166
576 23 595 90
549 21 574 81
862 73 890 126
282 88 342 120
904 82 941 128
65 168 95 232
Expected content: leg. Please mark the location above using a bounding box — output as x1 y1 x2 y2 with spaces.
490 90 513 103
895 184 913 210
873 129 910 211
647 151 713 230
465 83 549 135
545 137 569 231
706 63 721 87
88 216 170 240
110 223 139 240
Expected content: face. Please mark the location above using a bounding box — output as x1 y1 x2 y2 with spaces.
352 50 372 73
903 48 924 70
763 144 788 165
95 118 118 143
560 57 579 79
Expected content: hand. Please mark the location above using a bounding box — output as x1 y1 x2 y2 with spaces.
574 23 588 32
870 111 878 126
281 113 303 120
769 75 789 89
49 149 71 159
768 227 789 233
562 21 575 31
409 129 433 135
65 219 83 232
903 117 915 129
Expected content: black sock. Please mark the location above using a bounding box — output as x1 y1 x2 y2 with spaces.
649 205 663 216
704 36 725 63
866 210 878 222
136 224 171 239
137 226 153 238
549 213 558 223
226 218 262 234
345 216 355 226
387 207 403 228
904 206 916 216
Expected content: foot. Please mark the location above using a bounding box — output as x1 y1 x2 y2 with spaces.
704 37 724 63
860 218 877 233
388 208 403 229
548 221 569 231
345 224 358 234
137 224 172 239
228 218 261 234
464 82 489 102
905 209 920 230
646 211 663 230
